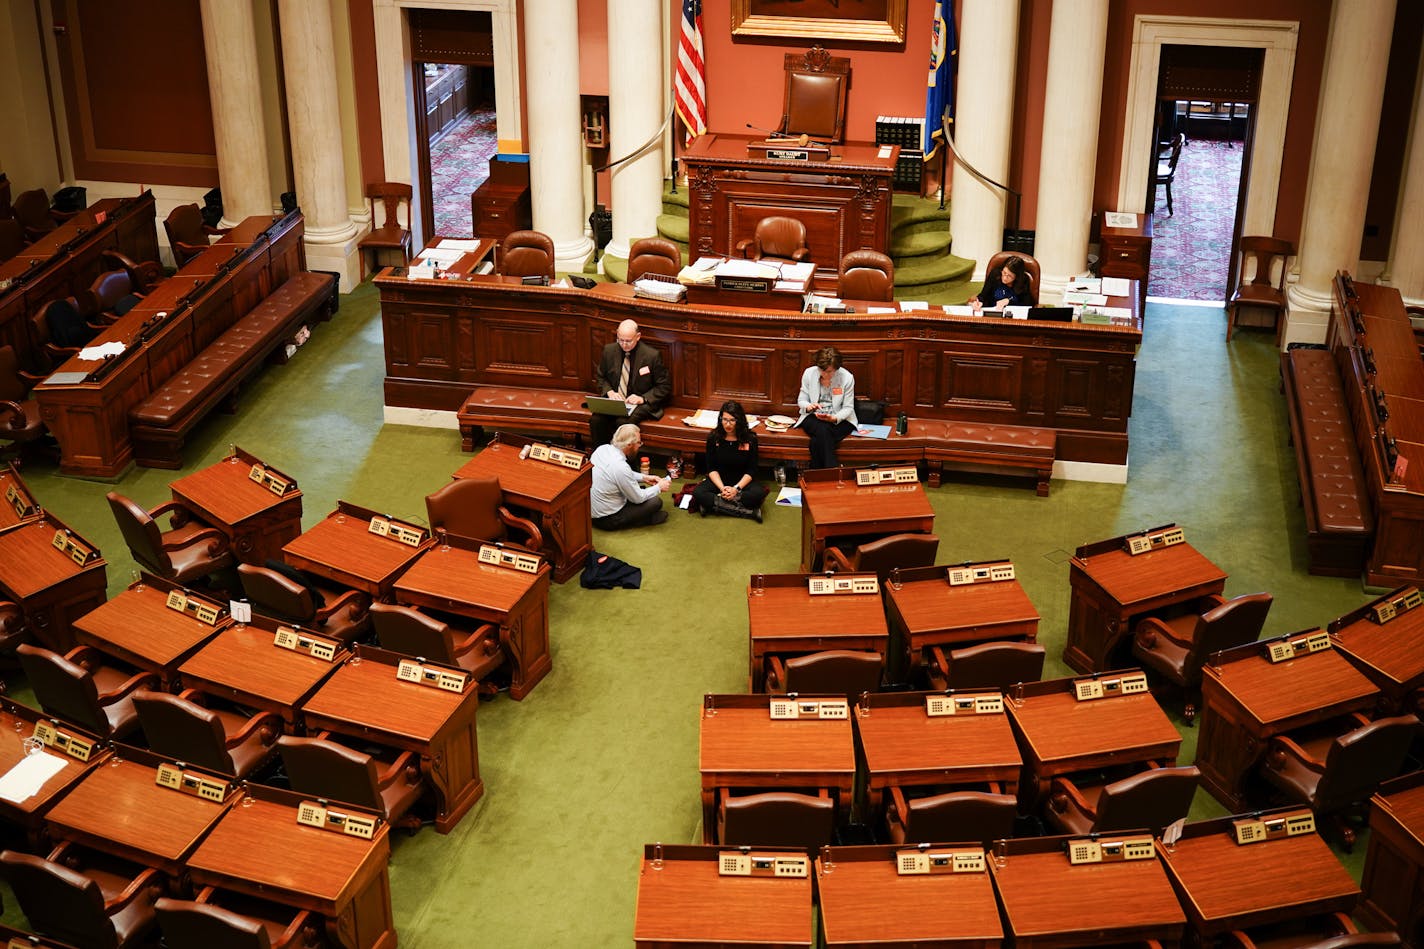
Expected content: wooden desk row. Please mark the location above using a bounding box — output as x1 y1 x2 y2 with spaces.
637 810 1361 947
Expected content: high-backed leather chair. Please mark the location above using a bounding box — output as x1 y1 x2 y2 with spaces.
235 563 370 644
884 788 1017 846
156 890 320 949
0 217 22 262
1223 912 1402 948
500 230 556 281
626 237 682 282
80 269 144 324
164 203 225 267
16 643 154 740
33 297 97 364
100 248 163 294
1132 592 1273 721
358 182 413 275
837 250 894 302
370 603 504 690
777 46 850 143
735 216 809 264
12 189 56 242
823 532 939 580
1227 236 1293 341
131 690 279 779
275 735 425 830
984 251 1041 306
106 492 234 586
0 847 161 948
1046 765 1200 836
935 641 1046 692
424 476 543 549
1260 713 1417 850
764 649 882 696
0 346 46 456
717 789 835 849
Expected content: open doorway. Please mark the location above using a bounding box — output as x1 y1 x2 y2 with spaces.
1146 45 1262 303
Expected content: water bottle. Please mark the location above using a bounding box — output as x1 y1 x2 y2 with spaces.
895 412 908 436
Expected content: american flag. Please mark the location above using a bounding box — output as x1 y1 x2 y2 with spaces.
674 0 707 143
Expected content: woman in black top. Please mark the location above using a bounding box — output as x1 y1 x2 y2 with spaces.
692 400 767 521
970 255 1036 312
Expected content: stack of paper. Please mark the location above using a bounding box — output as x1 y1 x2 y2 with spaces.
77 341 126 361
682 410 763 429
1101 277 1132 297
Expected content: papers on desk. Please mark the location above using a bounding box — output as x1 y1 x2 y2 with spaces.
683 409 760 429
1063 291 1109 306
1005 305 1031 320
1100 277 1132 297
438 238 485 251
779 262 815 283
775 486 803 507
1065 277 1102 294
942 304 978 316
802 294 844 313
77 341 126 361
0 751 66 803
717 259 780 280
406 259 439 279
867 306 897 314
416 247 465 264
633 278 686 303
1104 211 1139 228
899 301 929 311
474 260 494 275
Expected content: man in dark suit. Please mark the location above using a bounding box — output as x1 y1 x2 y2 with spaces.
591 319 670 446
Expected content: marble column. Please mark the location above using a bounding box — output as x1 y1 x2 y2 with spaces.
604 0 665 265
524 0 593 272
1284 0 1396 344
1383 45 1424 308
278 0 360 289
1031 0 1109 302
199 0 273 224
948 0 1020 284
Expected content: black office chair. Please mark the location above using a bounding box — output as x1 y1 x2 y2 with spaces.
1155 133 1185 215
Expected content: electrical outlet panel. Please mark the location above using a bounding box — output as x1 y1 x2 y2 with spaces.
296 800 378 839
807 575 879 596
32 720 92 761
1068 835 1154 864
717 852 809 877
154 763 227 803
947 561 1016 586
855 466 918 486
273 627 337 662
395 658 469 694
247 463 294 496
1267 630 1332 663
895 848 987 875
367 515 426 547
769 698 849 720
1125 525 1186 556
477 545 542 574
925 693 1005 716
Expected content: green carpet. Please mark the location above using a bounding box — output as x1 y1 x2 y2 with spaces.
5 283 1377 945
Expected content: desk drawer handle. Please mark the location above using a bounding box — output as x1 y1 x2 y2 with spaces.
1118 252 1131 259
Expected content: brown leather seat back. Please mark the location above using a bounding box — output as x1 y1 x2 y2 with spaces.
905 791 1017 845
501 230 555 280
16 642 106 734
945 642 1047 691
165 203 207 246
425 476 506 542
838 250 894 302
984 251 1041 305
155 897 272 949
851 532 939 578
720 792 834 849
780 49 850 142
627 238 682 282
0 849 117 948
1190 593 1273 674
237 564 318 624
371 602 456 664
132 691 234 775
1315 716 1418 812
782 650 882 695
90 270 135 311
12 189 52 234
1093 766 1200 834
106 491 171 576
277 735 383 812
753 216 807 261
0 345 26 403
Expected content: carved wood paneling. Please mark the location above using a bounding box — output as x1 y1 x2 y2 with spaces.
707 347 774 402
942 352 1022 411
478 320 560 377
915 351 937 407
1055 359 1099 419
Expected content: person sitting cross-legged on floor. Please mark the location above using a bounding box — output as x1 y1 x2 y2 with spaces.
590 423 671 530
692 400 766 522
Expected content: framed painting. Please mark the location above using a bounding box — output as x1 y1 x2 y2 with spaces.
731 0 907 45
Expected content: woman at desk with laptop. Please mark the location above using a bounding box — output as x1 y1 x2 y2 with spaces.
969 256 1036 313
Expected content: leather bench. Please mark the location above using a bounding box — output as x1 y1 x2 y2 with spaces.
129 271 338 468
1280 348 1373 576
458 387 591 451
914 420 1056 496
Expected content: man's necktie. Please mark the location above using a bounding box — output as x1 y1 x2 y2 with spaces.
616 353 630 398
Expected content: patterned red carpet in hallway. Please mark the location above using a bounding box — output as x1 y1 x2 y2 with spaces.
430 108 498 237
1148 139 1244 302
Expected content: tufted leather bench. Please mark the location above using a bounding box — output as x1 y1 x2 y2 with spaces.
914 420 1056 496
458 387 592 451
1280 348 1373 576
129 271 338 468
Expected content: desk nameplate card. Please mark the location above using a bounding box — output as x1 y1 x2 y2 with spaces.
295 799 379 840
164 589 225 626
855 466 918 486
1068 835 1155 865
807 574 878 596
368 515 426 547
718 851 809 877
476 544 541 574
50 529 98 567
1266 629 1331 664
923 692 1004 716
32 721 93 761
395 658 469 694
1073 671 1149 701
769 697 849 720
947 560 1016 586
247 463 296 497
273 626 337 662
155 762 228 803
1232 810 1316 845
1126 523 1185 556
895 847 987 875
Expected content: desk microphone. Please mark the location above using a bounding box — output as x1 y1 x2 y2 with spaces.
745 122 779 138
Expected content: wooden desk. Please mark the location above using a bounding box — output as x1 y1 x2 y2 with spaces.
633 844 813 948
1007 673 1181 807
698 693 856 844
855 692 1023 811
886 564 1040 685
187 783 395 949
392 535 552 700
1160 812 1359 940
1098 214 1153 315
299 646 482 834
44 745 235 875
798 468 935 572
283 501 431 599
1066 534 1227 673
0 923 78 949
452 432 593 584
0 513 107 652
71 574 228 688
178 615 349 726
169 447 304 565
413 236 495 274
1359 771 1424 942
0 699 105 833
746 573 889 691
992 835 1185 947
817 844 1003 948
1196 638 1378 811
0 463 41 530
1330 586 1424 715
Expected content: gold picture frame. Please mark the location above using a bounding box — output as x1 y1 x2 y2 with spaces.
731 0 907 45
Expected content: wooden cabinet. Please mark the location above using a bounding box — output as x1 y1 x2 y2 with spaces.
471 157 531 241
1099 214 1153 314
424 64 469 149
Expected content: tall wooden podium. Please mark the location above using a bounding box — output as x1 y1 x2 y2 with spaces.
681 133 898 285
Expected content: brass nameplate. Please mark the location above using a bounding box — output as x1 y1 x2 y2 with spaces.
163 589 224 626
395 658 469 694
1370 588 1423 624
477 544 541 574
896 848 987 875
768 698 849 720
154 762 227 803
714 275 771 294
50 529 98 567
807 575 879 596
32 720 93 761
272 626 337 662
855 466 918 486
925 693 1004 716
718 852 808 877
1266 630 1331 663
367 515 426 547
1125 525 1185 555
1072 672 1149 702
295 800 378 840
1233 810 1315 845
947 561 1016 586
526 443 584 470
248 463 295 497
1067 835 1155 865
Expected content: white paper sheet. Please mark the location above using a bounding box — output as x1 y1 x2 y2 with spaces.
0 751 66 803
437 238 486 251
1101 277 1132 297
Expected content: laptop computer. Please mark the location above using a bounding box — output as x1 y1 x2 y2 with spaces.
585 396 635 416
1027 306 1075 322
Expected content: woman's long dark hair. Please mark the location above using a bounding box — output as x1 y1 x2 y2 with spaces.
712 400 754 446
1003 256 1033 301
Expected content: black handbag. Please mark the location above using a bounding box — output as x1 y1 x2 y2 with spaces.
854 398 887 425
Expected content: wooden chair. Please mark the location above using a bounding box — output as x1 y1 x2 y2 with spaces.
0 845 161 948
1045 765 1200 836
931 641 1046 692
984 251 1041 305
1132 592 1272 722
1224 911 1402 948
626 237 682 282
100 249 164 294
15 643 155 741
424 475 543 548
358 182 413 276
131 689 280 779
32 298 98 369
885 787 1017 846
823 532 939 581
156 890 320 949
717 789 835 849
1226 236 1293 340
778 46 850 144
764 649 882 696
735 216 809 264
369 602 504 693
276 734 425 831
499 229 555 281
235 563 370 644
837 250 894 302
105 492 234 586
12 189 56 242
79 269 144 324
164 203 227 267
1154 133 1185 215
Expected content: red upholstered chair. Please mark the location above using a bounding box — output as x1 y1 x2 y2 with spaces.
626 237 682 282
884 787 1017 846
131 689 280 779
370 602 504 693
358 182 413 275
837 250 894 302
164 203 227 267
0 844 162 948
500 230 556 281
1132 592 1273 722
105 492 234 586
1226 236 1293 341
717 789 835 850
156 889 321 949
736 216 809 265
1045 765 1201 836
235 563 370 644
16 643 155 740
276 734 425 831
764 649 882 696
424 476 543 548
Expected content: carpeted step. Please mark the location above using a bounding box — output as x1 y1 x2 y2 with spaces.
601 255 628 283
892 252 975 301
890 229 952 261
656 213 690 246
661 187 690 214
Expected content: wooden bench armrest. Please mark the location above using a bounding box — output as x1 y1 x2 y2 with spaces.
885 785 910 830
1265 734 1326 773
0 400 25 428
765 655 788 692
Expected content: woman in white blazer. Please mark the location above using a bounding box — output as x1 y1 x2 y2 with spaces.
795 346 857 468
